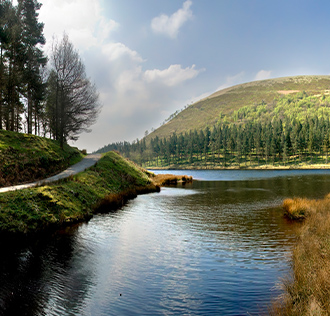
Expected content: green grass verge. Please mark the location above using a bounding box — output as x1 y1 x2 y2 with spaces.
0 151 158 235
0 129 83 187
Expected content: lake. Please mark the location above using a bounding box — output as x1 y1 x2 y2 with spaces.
1 169 330 315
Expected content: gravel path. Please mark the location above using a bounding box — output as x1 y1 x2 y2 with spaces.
0 154 102 193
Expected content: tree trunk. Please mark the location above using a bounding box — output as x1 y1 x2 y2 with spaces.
0 45 3 130
27 88 32 134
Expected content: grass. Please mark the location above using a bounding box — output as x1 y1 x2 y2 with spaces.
271 194 330 314
0 151 159 235
0 129 83 187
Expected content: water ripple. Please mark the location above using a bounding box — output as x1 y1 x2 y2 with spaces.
1 171 322 315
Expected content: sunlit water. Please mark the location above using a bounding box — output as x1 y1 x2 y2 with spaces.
2 170 330 315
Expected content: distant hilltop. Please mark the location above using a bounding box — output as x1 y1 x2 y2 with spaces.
146 75 330 140
97 75 330 169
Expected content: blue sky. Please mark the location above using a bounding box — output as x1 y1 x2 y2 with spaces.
32 0 330 151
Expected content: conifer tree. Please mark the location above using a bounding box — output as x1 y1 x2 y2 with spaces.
18 0 47 134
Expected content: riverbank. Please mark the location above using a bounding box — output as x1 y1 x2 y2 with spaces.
0 151 161 235
146 162 330 170
272 195 330 314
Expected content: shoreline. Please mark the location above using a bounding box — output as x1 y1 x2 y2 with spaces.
0 152 161 236
0 151 194 238
146 164 330 170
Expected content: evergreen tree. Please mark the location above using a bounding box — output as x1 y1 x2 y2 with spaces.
0 0 12 129
18 0 47 134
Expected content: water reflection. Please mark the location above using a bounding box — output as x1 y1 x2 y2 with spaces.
0 231 95 316
1 170 329 315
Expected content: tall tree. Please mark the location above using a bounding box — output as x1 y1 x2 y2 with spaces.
18 0 47 134
0 1 11 129
4 1 24 131
48 34 100 148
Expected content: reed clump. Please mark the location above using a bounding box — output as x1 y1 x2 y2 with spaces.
152 174 193 186
283 198 317 220
271 195 330 315
283 195 330 220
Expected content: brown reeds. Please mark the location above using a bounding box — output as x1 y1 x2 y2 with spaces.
152 174 193 186
283 198 317 220
271 195 330 315
283 195 330 220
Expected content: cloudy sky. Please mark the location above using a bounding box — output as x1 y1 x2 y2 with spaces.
31 0 330 151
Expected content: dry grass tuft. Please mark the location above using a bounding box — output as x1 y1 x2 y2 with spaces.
283 198 317 220
152 174 193 186
272 195 330 315
283 196 330 220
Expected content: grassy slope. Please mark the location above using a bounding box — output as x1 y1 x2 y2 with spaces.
0 151 158 235
0 130 83 187
147 75 330 140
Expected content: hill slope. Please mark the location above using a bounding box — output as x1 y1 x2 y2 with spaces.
0 130 83 187
147 75 330 140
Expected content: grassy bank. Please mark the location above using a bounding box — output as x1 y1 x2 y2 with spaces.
272 195 330 314
0 130 83 187
0 151 159 235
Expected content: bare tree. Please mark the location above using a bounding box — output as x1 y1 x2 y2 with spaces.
47 34 100 148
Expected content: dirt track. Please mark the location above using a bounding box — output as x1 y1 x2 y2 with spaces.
0 154 102 193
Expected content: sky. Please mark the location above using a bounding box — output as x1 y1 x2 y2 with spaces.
26 0 330 152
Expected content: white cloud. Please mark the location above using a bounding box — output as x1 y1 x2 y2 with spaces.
36 0 203 152
102 42 144 63
216 71 246 91
255 70 272 81
144 64 202 86
151 0 193 38
39 0 118 52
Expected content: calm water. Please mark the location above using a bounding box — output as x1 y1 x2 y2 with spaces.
1 169 330 315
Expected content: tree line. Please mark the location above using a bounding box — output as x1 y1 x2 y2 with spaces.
0 0 99 147
98 112 330 168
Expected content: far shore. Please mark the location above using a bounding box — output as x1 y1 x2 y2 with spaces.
146 163 330 170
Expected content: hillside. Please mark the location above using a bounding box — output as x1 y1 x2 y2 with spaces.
97 75 330 169
0 130 83 187
147 75 330 140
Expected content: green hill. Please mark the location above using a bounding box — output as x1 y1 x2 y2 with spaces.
147 75 330 140
0 130 83 187
97 75 330 169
